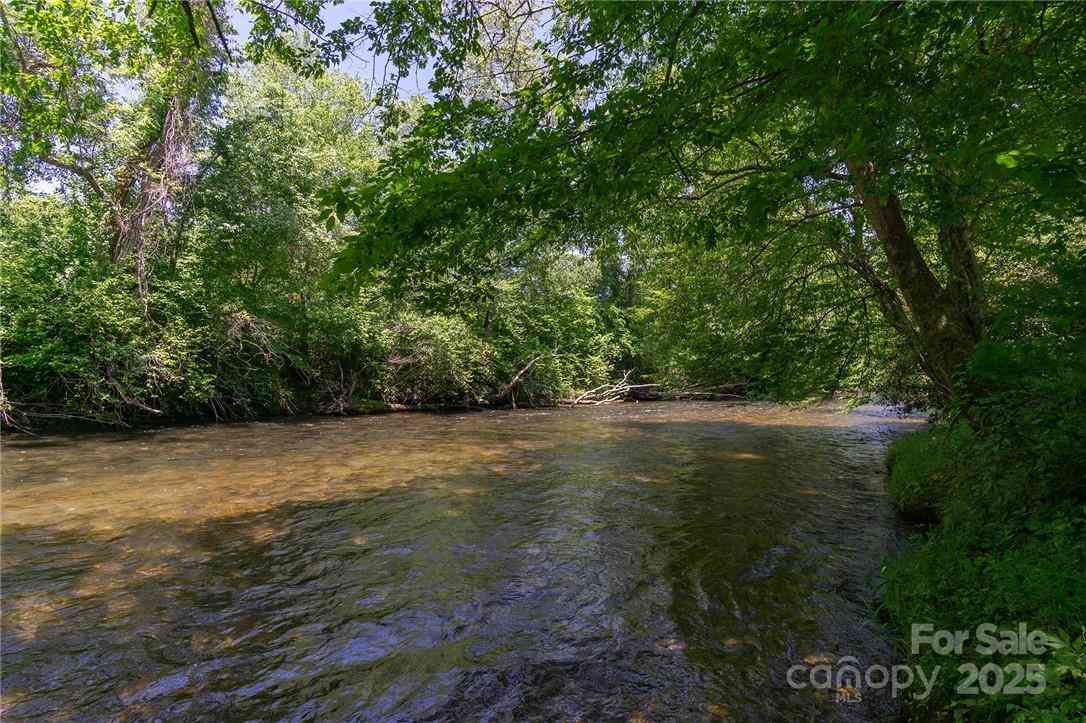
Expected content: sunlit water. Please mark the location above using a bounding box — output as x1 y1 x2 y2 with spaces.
2 402 922 721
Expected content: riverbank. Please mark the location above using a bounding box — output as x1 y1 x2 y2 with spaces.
0 397 576 435
0 391 796 437
2 388 879 437
881 418 1086 720
1 397 419 436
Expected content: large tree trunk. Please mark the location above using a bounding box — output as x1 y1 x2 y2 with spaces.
848 161 983 399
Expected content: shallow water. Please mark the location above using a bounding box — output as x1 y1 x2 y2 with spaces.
2 402 921 721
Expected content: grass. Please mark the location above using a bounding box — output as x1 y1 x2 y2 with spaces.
881 422 1086 721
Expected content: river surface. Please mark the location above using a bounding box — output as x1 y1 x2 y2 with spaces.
2 402 921 722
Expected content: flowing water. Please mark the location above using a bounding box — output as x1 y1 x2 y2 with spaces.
2 402 922 722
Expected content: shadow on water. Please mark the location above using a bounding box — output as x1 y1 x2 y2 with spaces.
1 403 921 721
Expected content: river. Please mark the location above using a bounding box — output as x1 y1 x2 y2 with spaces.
2 402 921 721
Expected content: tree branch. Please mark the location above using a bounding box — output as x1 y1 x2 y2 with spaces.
206 1 233 61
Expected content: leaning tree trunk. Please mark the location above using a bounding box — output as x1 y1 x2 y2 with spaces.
847 161 983 400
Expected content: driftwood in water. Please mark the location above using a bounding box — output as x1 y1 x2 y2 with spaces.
561 370 662 406
562 375 749 406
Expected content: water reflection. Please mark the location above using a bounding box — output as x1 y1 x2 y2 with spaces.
2 402 921 721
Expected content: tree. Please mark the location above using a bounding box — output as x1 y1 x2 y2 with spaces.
1 0 229 299
290 1 1085 401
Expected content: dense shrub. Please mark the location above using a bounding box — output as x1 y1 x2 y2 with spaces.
0 196 625 426
0 66 631 429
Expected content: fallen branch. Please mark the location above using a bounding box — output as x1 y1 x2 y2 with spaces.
562 371 662 406
562 376 750 406
493 353 547 404
105 367 162 415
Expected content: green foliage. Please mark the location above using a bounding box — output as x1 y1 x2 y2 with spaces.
1 0 225 185
886 427 962 522
290 2 1086 410
0 62 632 426
376 313 494 406
884 514 1086 720
883 361 1086 719
624 227 909 399
879 226 1086 718
1 194 284 422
